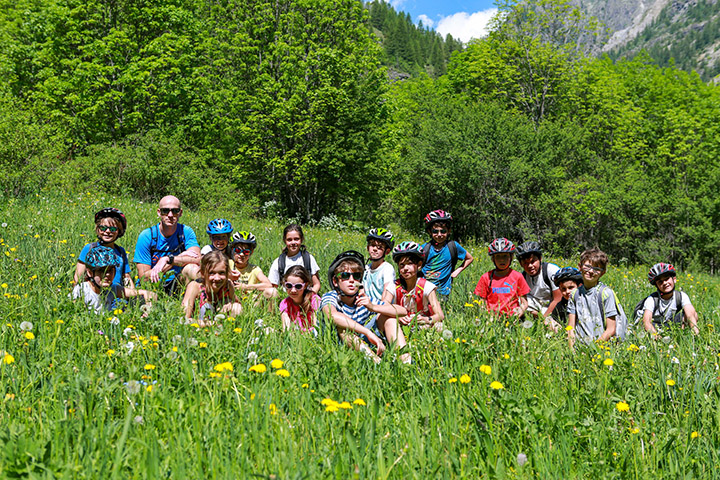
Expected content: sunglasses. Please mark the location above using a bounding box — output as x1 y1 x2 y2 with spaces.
233 247 252 255
432 228 448 234
581 264 604 273
159 208 181 216
98 225 118 233
284 282 306 291
336 271 362 281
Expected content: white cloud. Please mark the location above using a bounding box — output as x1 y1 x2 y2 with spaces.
417 14 434 28
390 0 406 9
435 9 498 43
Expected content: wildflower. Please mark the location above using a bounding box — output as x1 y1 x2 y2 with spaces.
691 431 700 439
565 325 573 331
24 332 34 340
666 379 676 386
255 319 265 328
134 415 144 424
464 303 474 307
603 359 614 366
269 403 277 415
209 372 221 378
166 351 178 360
627 344 639 352
214 314 226 322
671 357 680 364
276 369 290 377
108 372 115 379
214 362 233 373
106 349 115 357
325 404 339 412
125 381 141 395
146 385 153 392
302 383 309 388
442 329 453 340
144 364 156 371
190 323 200 328
503 354 510 359
448 377 458 383
616 401 630 412
479 365 492 375
1 283 6 289
353 398 366 406
270 359 284 369
629 428 639 434
517 453 528 467
109 317 120 326
187 338 198 347
124 341 135 354
338 401 352 409
490 381 504 390
321 398 335 406
3 353 14 365
233 327 242 333
19 321 33 331
56 320 64 324
459 374 471 384
247 351 258 361
122 327 133 337
522 320 533 329
573 369 581 374
249 364 267 373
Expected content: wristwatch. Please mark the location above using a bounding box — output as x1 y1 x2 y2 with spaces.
168 255 175 265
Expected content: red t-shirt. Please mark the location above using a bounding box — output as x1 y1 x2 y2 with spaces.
474 270 530 315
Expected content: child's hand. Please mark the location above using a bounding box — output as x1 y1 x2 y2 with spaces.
355 291 370 309
229 269 241 282
366 331 386 356
398 315 413 326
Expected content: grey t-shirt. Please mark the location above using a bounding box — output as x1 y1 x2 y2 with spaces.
568 283 618 342
643 291 691 324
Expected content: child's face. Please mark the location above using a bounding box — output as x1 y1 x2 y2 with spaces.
655 274 676 294
519 254 541 276
206 262 228 292
492 253 513 271
580 262 605 284
284 230 302 255
398 257 420 280
96 219 119 244
367 240 389 261
430 223 449 244
284 274 307 303
91 266 115 288
232 244 253 267
211 234 229 251
333 268 362 295
558 280 579 301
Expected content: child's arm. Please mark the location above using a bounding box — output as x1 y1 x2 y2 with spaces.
120 286 157 303
642 308 658 336
321 302 386 355
73 261 86 285
514 295 528 318
684 303 700 335
181 282 201 320
357 292 408 318
451 251 473 279
599 316 617 341
310 274 321 294
543 288 563 318
423 290 445 326
567 313 576 349
123 273 133 288
237 270 273 292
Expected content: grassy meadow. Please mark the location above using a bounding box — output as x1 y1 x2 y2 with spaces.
1 193 720 478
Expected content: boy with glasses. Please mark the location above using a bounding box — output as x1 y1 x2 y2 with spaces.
567 248 622 348
421 210 473 301
134 196 201 295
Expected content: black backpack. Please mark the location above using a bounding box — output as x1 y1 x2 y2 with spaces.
521 262 551 290
422 241 459 270
148 224 186 265
632 291 684 325
277 250 312 278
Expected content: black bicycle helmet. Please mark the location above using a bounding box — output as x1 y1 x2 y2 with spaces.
516 241 542 260
552 267 582 287
648 263 676 285
95 208 127 238
327 250 365 289
366 228 395 249
488 238 515 256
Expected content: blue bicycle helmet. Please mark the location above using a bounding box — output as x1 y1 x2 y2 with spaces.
85 245 121 269
206 219 233 235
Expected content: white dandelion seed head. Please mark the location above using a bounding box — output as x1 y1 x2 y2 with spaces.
134 415 144 424
517 452 528 466
254 318 265 328
187 337 198 347
247 351 258 361
19 321 33 331
522 320 534 329
125 381 141 395
110 317 120 325
442 329 453 340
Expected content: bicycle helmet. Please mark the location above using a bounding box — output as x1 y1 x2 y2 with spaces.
231 231 257 247
424 210 452 231
552 267 582 287
95 208 127 238
488 238 515 256
648 263 676 285
85 245 121 270
366 228 395 249
392 241 423 264
327 251 365 290
206 218 233 235
516 241 542 260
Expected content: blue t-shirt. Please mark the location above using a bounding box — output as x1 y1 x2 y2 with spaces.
78 243 131 287
420 241 468 296
133 224 199 282
320 290 384 343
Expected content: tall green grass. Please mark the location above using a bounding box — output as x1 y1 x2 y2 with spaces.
0 194 718 478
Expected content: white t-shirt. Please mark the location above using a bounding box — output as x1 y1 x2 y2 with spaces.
643 291 691 324
70 282 120 314
268 251 320 285
363 262 395 304
384 280 437 315
525 262 561 313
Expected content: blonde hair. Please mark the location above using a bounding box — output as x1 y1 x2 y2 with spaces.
200 250 230 288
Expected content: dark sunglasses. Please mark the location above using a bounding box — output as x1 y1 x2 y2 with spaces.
432 228 448 234
98 225 118 232
233 247 253 255
284 282 306 291
159 207 181 216
336 271 362 281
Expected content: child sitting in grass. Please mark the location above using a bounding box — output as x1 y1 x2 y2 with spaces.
279 266 321 335
182 250 242 327
551 267 583 325
362 228 396 304
382 241 444 331
515 241 562 330
567 248 624 348
421 210 473 301
640 263 699 335
321 251 409 363
229 231 277 302
74 208 132 288
200 219 233 258
71 245 155 314
473 238 529 318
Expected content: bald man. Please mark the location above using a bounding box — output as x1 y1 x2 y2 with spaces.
134 196 201 295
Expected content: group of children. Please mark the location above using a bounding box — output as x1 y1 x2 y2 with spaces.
71 207 700 360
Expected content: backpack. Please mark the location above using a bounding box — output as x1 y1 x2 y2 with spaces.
572 284 628 340
277 250 312 278
148 224 186 266
422 241 459 271
395 277 434 316
522 262 551 292
632 291 684 326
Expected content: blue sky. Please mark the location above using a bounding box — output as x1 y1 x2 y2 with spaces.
389 0 499 43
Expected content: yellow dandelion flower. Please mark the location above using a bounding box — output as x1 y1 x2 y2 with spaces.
214 362 233 372
24 332 34 340
146 385 153 392
56 320 64 324
199 342 207 348
339 401 353 409
616 401 630 412
190 323 200 328
325 404 339 412
448 377 458 383
603 359 614 366
172 346 178 352
691 431 700 439
301 383 309 388
321 398 336 406
144 364 156 370
249 363 267 373
464 303 474 307
459 374 471 384
479 365 492 375
627 344 639 352
353 398 366 406
275 369 290 377
269 403 277 415
666 379 676 386
270 359 284 369
503 354 510 359
629 427 639 434
490 381 504 390
3 353 14 364
233 327 242 333
209 372 221 378
565 325 573 331
106 349 115 357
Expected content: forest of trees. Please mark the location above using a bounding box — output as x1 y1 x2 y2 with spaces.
1 0 719 271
